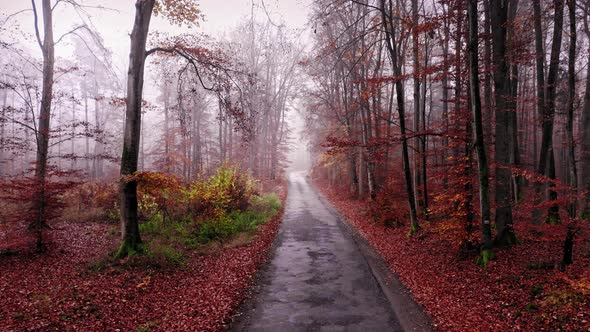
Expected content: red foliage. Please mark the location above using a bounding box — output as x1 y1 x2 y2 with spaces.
0 185 287 331
130 171 187 220
316 178 590 331
0 167 82 250
368 175 409 227
0 169 80 224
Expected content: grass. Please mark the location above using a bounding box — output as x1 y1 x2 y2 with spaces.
101 193 283 269
89 241 184 271
195 193 282 244
141 243 184 267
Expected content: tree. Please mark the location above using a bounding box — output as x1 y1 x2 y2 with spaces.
0 76 7 176
379 0 419 235
411 0 426 215
533 0 564 224
467 0 493 266
0 0 105 250
565 0 577 217
30 0 55 251
302 0 590 267
561 0 580 267
490 0 518 246
117 0 247 257
229 20 300 181
117 0 157 257
579 0 590 218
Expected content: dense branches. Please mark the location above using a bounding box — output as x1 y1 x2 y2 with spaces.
306 0 590 265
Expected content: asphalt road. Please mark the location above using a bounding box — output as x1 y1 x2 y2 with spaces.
232 172 402 331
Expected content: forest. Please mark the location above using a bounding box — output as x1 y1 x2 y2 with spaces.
0 0 589 331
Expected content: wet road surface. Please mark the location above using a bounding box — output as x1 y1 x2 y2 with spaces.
232 172 401 331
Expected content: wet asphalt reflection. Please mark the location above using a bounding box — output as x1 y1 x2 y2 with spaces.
233 172 401 331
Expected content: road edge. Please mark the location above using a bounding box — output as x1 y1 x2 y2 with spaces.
311 177 434 332
228 184 289 332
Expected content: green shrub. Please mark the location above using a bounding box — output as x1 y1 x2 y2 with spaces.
196 216 238 243
146 244 184 266
127 168 282 251
231 211 263 228
139 214 164 235
188 165 258 221
195 194 281 244
250 193 281 215
139 213 192 243
123 243 184 268
138 194 159 221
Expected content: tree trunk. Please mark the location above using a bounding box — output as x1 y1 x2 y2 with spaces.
71 87 76 170
507 0 521 204
412 0 422 211
93 87 104 178
32 0 55 252
117 0 155 258
454 5 463 161
193 106 202 175
542 0 564 224
483 0 493 143
491 0 517 246
467 0 494 266
270 117 278 181
421 44 429 220
358 69 376 199
358 147 364 197
509 65 522 202
83 83 90 175
464 91 476 252
560 223 577 271
349 152 358 195
566 0 577 217
0 88 7 176
441 10 450 188
581 7 590 218
228 115 233 162
164 81 170 172
218 100 224 164
380 0 419 234
532 0 546 224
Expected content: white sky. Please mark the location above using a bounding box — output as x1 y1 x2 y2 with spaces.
0 0 312 71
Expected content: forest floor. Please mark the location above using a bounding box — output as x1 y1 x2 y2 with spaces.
315 178 590 332
0 184 286 332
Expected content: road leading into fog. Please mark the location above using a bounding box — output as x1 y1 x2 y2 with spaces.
232 172 420 331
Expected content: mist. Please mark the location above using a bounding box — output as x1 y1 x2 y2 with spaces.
0 0 312 179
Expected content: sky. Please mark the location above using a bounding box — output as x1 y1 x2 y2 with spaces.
0 0 312 74
0 0 313 172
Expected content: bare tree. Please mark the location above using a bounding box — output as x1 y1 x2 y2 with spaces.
379 0 419 235
467 0 493 266
30 0 55 251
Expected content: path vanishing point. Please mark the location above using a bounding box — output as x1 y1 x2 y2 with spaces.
232 172 432 332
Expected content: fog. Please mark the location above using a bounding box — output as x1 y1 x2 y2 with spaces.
0 0 313 178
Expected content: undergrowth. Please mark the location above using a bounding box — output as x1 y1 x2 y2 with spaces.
110 193 282 269
196 193 281 244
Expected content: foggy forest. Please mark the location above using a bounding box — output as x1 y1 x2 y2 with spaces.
0 0 589 331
